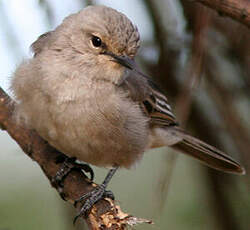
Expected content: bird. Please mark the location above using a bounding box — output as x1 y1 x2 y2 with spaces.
11 5 245 220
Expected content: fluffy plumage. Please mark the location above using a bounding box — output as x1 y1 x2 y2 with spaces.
11 5 244 174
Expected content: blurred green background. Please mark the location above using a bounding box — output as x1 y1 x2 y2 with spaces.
0 0 249 229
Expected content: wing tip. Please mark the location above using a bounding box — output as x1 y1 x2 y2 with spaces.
233 165 246 175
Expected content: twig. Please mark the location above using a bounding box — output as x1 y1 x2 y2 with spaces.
39 0 54 27
143 0 183 89
0 87 152 230
175 4 209 125
194 0 250 28
85 0 95 6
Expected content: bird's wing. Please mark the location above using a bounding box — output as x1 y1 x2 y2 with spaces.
143 80 178 126
119 69 245 175
120 69 178 127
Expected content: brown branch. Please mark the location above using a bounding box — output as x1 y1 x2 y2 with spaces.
143 0 167 55
194 0 250 28
0 86 152 230
175 4 210 125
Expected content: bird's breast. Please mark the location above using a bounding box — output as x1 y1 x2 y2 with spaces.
44 81 150 168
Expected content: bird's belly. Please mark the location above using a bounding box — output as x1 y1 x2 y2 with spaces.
41 89 149 168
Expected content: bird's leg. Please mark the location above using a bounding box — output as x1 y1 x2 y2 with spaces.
73 166 118 224
52 156 94 200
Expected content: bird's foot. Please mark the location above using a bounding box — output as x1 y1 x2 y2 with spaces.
52 156 94 200
73 167 118 224
73 185 115 224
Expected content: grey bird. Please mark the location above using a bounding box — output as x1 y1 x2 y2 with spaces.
11 5 245 220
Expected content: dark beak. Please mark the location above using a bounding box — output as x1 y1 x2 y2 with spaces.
103 52 136 70
103 51 150 82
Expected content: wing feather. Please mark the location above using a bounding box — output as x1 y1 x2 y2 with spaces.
120 69 178 126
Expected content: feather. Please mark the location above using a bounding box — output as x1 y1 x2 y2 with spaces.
31 31 53 56
119 67 244 174
120 69 178 126
171 128 245 174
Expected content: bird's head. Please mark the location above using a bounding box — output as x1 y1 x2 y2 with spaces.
69 5 140 58
33 5 141 83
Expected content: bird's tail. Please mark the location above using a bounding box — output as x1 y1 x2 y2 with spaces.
171 129 245 175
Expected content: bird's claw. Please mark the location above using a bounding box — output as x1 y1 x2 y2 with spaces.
73 185 115 224
52 156 94 190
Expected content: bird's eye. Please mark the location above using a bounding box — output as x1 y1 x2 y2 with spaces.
91 36 102 48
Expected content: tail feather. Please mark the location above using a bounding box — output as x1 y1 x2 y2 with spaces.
171 130 245 175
